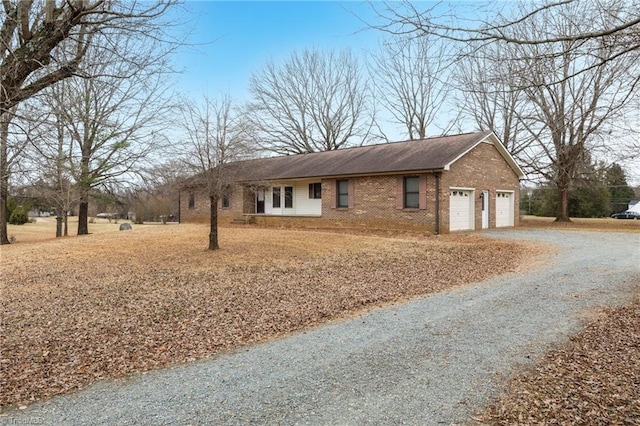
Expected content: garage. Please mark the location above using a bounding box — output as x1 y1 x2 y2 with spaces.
449 189 474 231
496 191 514 227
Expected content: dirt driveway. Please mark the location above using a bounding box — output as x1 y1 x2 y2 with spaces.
3 228 638 425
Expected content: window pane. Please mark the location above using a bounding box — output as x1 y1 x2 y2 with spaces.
338 180 348 194
405 193 419 208
309 183 321 199
405 177 419 193
404 177 419 208
337 180 349 207
285 186 293 208
273 187 281 208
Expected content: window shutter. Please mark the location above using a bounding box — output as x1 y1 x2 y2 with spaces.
396 177 404 209
419 175 427 210
330 179 336 209
348 179 355 208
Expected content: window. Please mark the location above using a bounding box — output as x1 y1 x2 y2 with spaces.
309 182 322 199
284 186 293 208
337 180 349 208
221 185 231 208
404 177 419 208
188 192 195 209
273 187 281 208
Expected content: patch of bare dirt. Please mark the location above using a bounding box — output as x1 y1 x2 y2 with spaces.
0 225 536 410
474 292 640 425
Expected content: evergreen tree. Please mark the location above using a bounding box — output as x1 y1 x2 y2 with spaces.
606 163 635 214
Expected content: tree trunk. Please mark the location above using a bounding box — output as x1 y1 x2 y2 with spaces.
209 194 219 250
78 201 89 235
56 208 63 237
0 180 8 245
63 210 69 236
0 115 10 245
555 183 572 222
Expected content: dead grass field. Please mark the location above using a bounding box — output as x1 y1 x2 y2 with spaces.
4 219 637 421
520 214 640 232
0 221 537 409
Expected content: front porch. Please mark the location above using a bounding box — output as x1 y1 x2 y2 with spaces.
242 180 323 217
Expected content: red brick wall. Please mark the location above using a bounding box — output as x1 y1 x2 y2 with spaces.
179 184 244 224
321 175 436 232
180 142 521 233
440 142 521 231
319 142 519 233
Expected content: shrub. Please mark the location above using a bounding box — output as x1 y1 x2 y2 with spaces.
9 209 29 225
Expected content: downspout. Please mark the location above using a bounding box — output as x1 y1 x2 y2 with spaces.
434 172 441 235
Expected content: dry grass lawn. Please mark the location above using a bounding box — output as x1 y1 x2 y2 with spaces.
1 221 535 409
520 215 640 232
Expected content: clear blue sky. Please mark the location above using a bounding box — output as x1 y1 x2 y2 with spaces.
174 1 385 100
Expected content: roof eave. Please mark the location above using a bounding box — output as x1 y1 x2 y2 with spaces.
235 168 448 183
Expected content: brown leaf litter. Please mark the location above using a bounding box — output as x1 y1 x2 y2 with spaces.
474 292 640 425
1 225 539 409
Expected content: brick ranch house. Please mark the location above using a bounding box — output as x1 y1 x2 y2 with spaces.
180 131 525 233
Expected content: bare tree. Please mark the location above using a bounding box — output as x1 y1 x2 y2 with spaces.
43 41 174 235
0 0 178 244
0 102 47 243
455 44 533 163
180 94 249 250
131 160 189 224
375 0 640 221
473 2 640 222
370 0 640 72
247 48 374 155
1 1 176 115
33 117 78 237
371 34 457 140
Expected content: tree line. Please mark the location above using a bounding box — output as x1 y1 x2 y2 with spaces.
2 0 639 248
522 163 638 218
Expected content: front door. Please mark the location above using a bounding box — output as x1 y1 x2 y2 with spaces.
256 188 265 214
481 190 489 229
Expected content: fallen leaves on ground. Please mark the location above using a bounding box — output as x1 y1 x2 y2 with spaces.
1 225 536 409
475 294 640 425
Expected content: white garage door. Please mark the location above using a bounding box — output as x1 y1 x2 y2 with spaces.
496 192 514 227
449 190 473 231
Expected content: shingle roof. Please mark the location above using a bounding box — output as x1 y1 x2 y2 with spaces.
224 131 522 182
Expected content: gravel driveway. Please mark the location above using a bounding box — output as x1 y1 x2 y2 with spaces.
3 229 639 425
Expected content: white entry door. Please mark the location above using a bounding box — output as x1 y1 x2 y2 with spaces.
481 190 489 229
449 190 474 231
496 191 514 227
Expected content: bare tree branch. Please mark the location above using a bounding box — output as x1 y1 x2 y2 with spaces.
178 93 251 250
370 34 457 140
247 48 374 155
